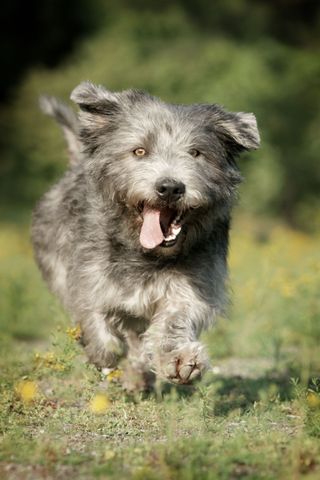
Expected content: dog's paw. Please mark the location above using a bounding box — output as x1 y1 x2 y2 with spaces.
159 342 210 385
120 360 155 393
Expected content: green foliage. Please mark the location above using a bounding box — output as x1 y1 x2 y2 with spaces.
0 1 320 228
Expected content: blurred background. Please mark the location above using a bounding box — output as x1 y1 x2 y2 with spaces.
1 0 320 229
1 4 320 473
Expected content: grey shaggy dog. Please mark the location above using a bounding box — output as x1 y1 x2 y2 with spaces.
32 82 260 390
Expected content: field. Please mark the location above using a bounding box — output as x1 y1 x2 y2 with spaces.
1 212 320 479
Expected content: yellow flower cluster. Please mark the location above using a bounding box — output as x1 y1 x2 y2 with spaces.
15 380 39 403
34 352 65 372
230 222 319 306
66 325 82 341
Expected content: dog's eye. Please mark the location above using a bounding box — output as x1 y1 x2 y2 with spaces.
190 149 201 158
133 148 146 157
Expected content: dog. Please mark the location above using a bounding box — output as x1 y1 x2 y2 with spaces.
32 82 260 390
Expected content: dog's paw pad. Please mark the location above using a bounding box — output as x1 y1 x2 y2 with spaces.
178 363 196 382
162 343 209 385
165 361 178 379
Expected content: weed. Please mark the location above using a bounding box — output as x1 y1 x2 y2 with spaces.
1 216 320 478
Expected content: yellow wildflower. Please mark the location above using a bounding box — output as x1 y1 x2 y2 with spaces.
34 352 65 371
15 380 39 403
106 369 122 381
89 393 110 414
307 392 320 409
66 325 82 341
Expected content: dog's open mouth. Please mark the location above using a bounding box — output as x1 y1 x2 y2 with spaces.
139 205 182 249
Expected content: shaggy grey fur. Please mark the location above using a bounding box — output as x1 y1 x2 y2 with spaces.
32 82 260 390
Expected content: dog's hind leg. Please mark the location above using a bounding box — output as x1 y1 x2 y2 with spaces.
79 312 126 369
120 331 155 392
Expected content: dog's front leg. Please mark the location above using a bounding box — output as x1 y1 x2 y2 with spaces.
142 286 214 384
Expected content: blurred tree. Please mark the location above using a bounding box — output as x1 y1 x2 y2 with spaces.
0 0 105 101
0 0 319 229
180 0 320 47
121 0 320 47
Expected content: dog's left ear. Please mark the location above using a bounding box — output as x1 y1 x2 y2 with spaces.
213 107 260 152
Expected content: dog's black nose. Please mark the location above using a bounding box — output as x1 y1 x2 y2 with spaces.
155 178 186 202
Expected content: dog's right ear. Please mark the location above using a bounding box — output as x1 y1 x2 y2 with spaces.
70 81 121 116
70 82 122 151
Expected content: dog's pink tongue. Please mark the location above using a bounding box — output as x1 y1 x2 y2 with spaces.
140 207 164 249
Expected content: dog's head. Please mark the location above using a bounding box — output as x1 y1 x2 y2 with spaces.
71 82 260 256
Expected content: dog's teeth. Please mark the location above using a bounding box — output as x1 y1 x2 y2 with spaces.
165 234 176 241
165 225 182 242
172 226 181 235
164 225 181 242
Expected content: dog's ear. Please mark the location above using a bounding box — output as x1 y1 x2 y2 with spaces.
213 107 260 153
70 81 121 116
70 82 122 151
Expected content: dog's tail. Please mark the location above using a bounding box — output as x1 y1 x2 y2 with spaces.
39 95 81 166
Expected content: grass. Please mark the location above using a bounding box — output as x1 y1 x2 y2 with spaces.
0 211 320 479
